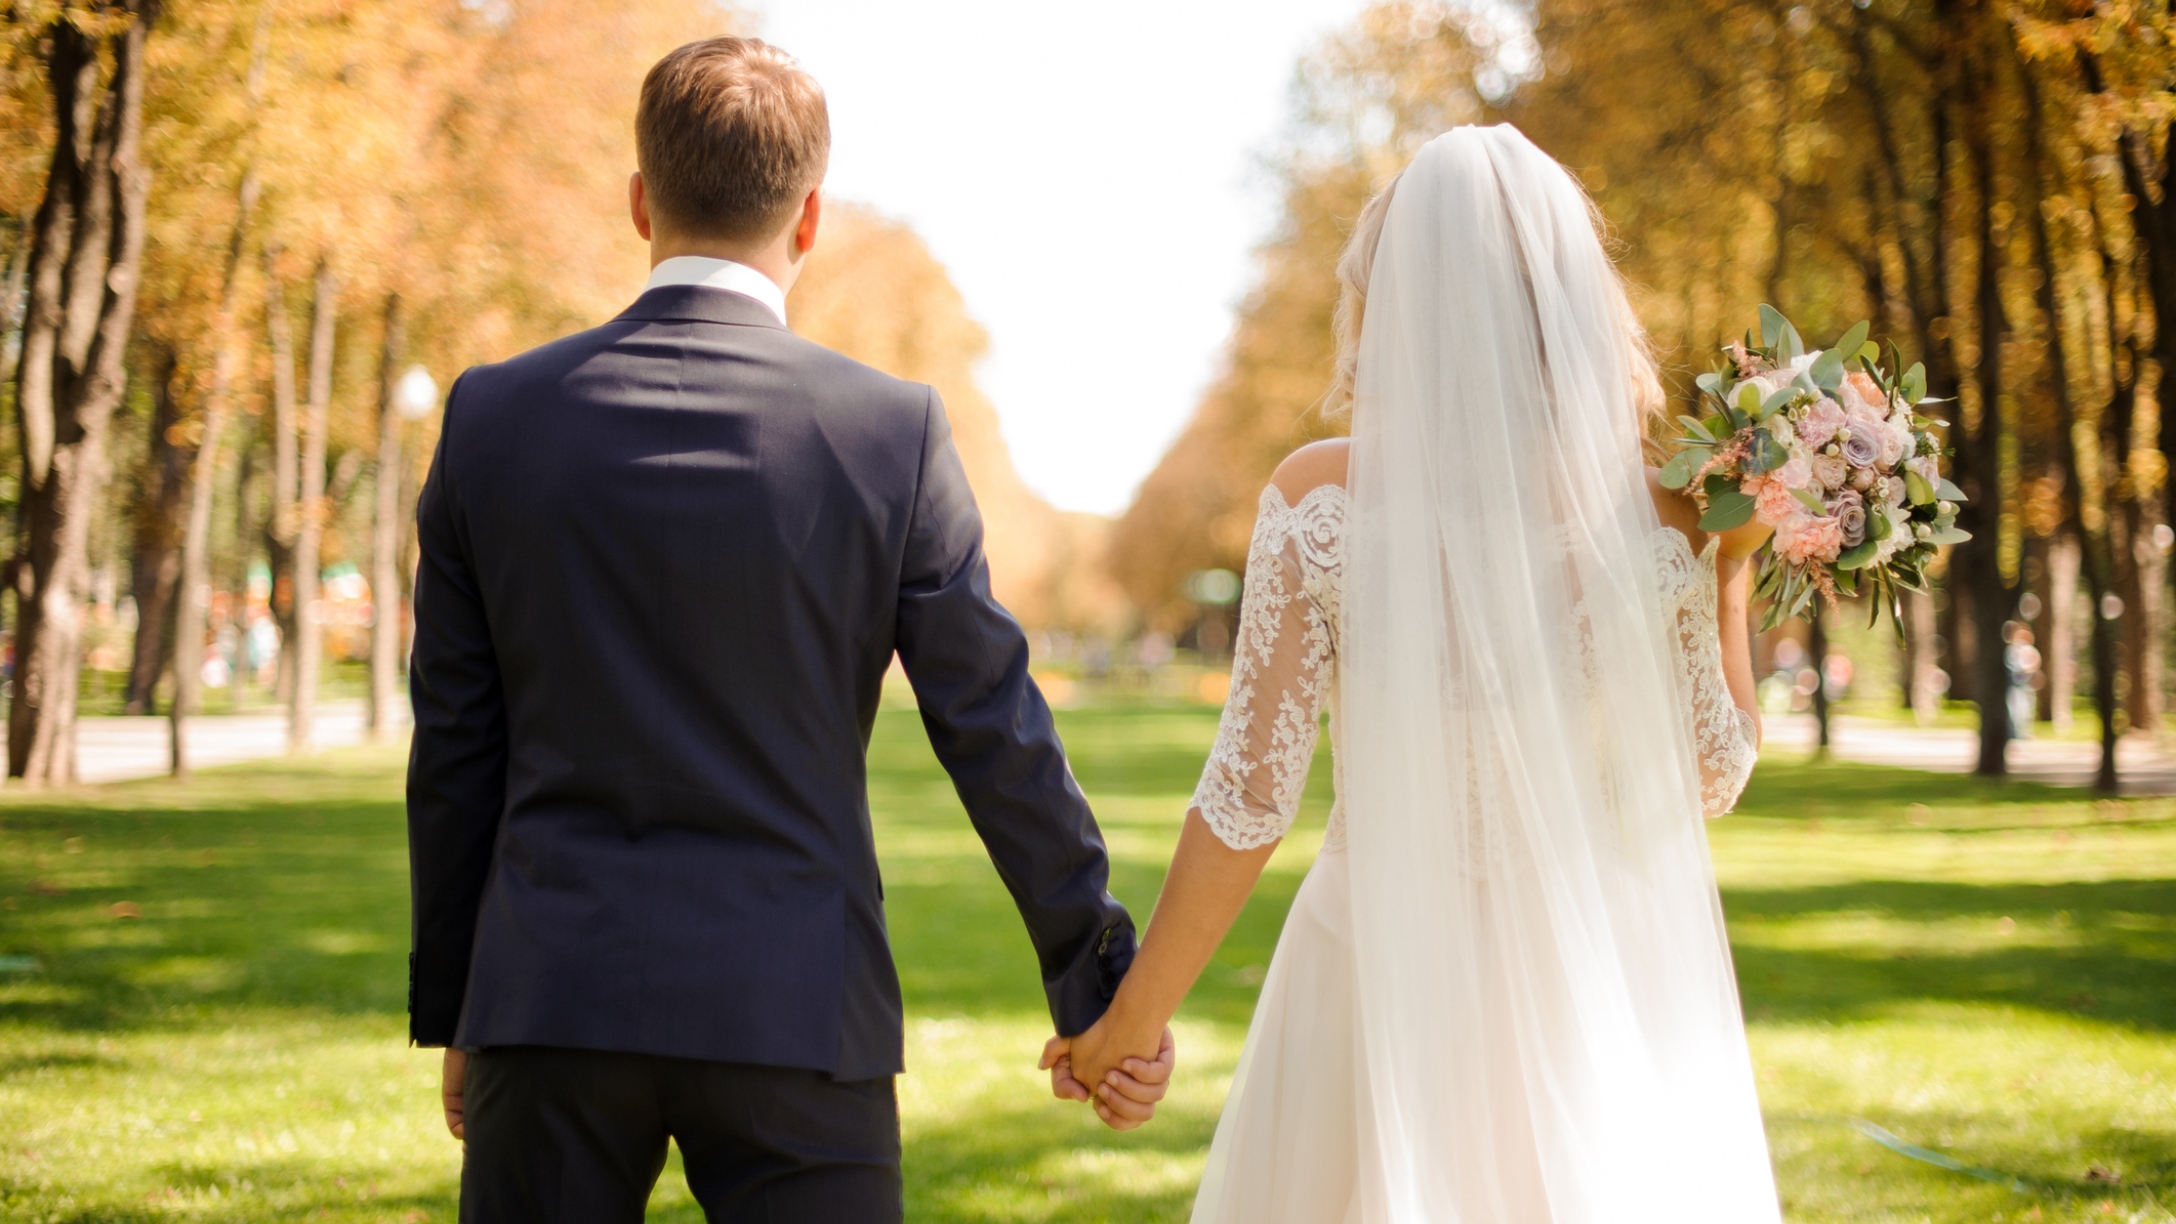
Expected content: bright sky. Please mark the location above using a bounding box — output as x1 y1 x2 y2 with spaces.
759 1 1374 515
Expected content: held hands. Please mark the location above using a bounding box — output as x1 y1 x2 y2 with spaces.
1039 1021 1175 1131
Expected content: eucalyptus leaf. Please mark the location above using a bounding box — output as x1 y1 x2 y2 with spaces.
1678 414 1715 442
1759 303 1789 348
1808 345 1846 391
1736 382 1764 416
1779 319 1805 364
1699 490 1758 532
1903 362 1927 403
1935 477 1967 502
1759 385 1799 418
1870 508 1893 540
1658 448 1702 489
1927 524 1973 545
1745 430 1791 475
1833 320 1871 366
1792 486 1827 514
1696 371 1724 397
1837 539 1881 570
1836 566 1860 595
1905 471 1935 506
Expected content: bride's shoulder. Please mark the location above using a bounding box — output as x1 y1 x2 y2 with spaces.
1269 439 1350 505
1643 465 1704 550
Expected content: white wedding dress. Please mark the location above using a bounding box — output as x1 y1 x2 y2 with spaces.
1185 127 1785 1224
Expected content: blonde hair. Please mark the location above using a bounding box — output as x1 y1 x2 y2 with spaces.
1323 174 1400 419
1321 163 1667 439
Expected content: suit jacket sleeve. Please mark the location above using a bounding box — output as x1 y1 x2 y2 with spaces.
894 388 1137 1035
405 375 506 1047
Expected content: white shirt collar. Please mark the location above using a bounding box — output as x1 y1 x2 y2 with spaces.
643 256 788 326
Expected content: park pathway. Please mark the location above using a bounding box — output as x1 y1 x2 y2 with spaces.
64 700 2176 794
1766 712 2176 795
73 699 407 784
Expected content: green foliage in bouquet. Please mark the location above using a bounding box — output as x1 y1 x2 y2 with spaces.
1659 306 1968 634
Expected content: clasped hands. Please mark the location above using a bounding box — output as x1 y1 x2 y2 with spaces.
1038 1014 1175 1131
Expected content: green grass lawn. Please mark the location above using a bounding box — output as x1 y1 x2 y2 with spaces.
0 702 2170 1222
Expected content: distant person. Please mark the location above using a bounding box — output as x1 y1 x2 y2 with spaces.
405 38 1157 1223
1039 128 1786 1221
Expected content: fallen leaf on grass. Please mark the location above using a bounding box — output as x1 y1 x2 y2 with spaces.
108 901 141 919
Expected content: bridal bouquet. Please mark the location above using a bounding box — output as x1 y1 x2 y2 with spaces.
1658 306 1969 630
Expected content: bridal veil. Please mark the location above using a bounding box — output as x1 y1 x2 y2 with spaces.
1336 126 1781 1220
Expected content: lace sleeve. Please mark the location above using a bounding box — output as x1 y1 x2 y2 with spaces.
1190 490 1338 850
1695 698 1759 818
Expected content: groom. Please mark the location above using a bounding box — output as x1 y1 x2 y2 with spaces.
407 37 1150 1222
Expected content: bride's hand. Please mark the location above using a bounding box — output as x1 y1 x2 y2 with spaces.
1040 1022 1175 1130
1714 516 1775 564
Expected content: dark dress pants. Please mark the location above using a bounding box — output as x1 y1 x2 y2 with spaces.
459 1046 901 1223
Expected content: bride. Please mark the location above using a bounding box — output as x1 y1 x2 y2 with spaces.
1047 125 1785 1222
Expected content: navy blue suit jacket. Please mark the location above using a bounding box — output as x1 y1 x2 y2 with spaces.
406 285 1135 1080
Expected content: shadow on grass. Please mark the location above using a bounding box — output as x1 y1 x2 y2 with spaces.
1725 876 2176 1031
1738 756 2101 819
0 749 412 1032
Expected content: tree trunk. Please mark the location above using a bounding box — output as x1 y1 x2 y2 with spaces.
167 170 258 778
123 348 186 714
262 250 300 703
369 295 405 741
1958 14 2013 776
288 258 335 754
1907 588 1942 726
7 5 157 784
2048 532 2079 736
227 440 259 701
2125 515 2167 737
1808 611 1831 753
2084 545 2122 792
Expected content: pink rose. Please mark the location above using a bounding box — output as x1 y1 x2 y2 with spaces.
1812 452 1849 492
1777 513 1844 566
1749 474 1803 527
1841 370 1885 415
1880 417 1911 466
1776 454 1813 489
1798 398 1846 448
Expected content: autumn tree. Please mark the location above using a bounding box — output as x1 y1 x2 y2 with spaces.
7 0 157 784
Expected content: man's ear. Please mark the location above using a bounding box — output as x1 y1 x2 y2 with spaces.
630 172 653 242
791 188 822 261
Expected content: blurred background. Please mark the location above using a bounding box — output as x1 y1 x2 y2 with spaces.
1 0 2168 787
0 2 2172 1221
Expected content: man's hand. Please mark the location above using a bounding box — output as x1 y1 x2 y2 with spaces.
441 1048 467 1140
1040 1023 1175 1131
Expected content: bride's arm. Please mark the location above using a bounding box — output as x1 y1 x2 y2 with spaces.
1714 522 1769 746
1051 459 1343 1126
1049 813 1277 1128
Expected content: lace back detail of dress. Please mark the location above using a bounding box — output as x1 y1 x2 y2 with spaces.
1191 485 1345 851
1652 530 1759 817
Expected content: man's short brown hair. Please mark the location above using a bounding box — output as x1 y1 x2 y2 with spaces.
636 37 830 243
